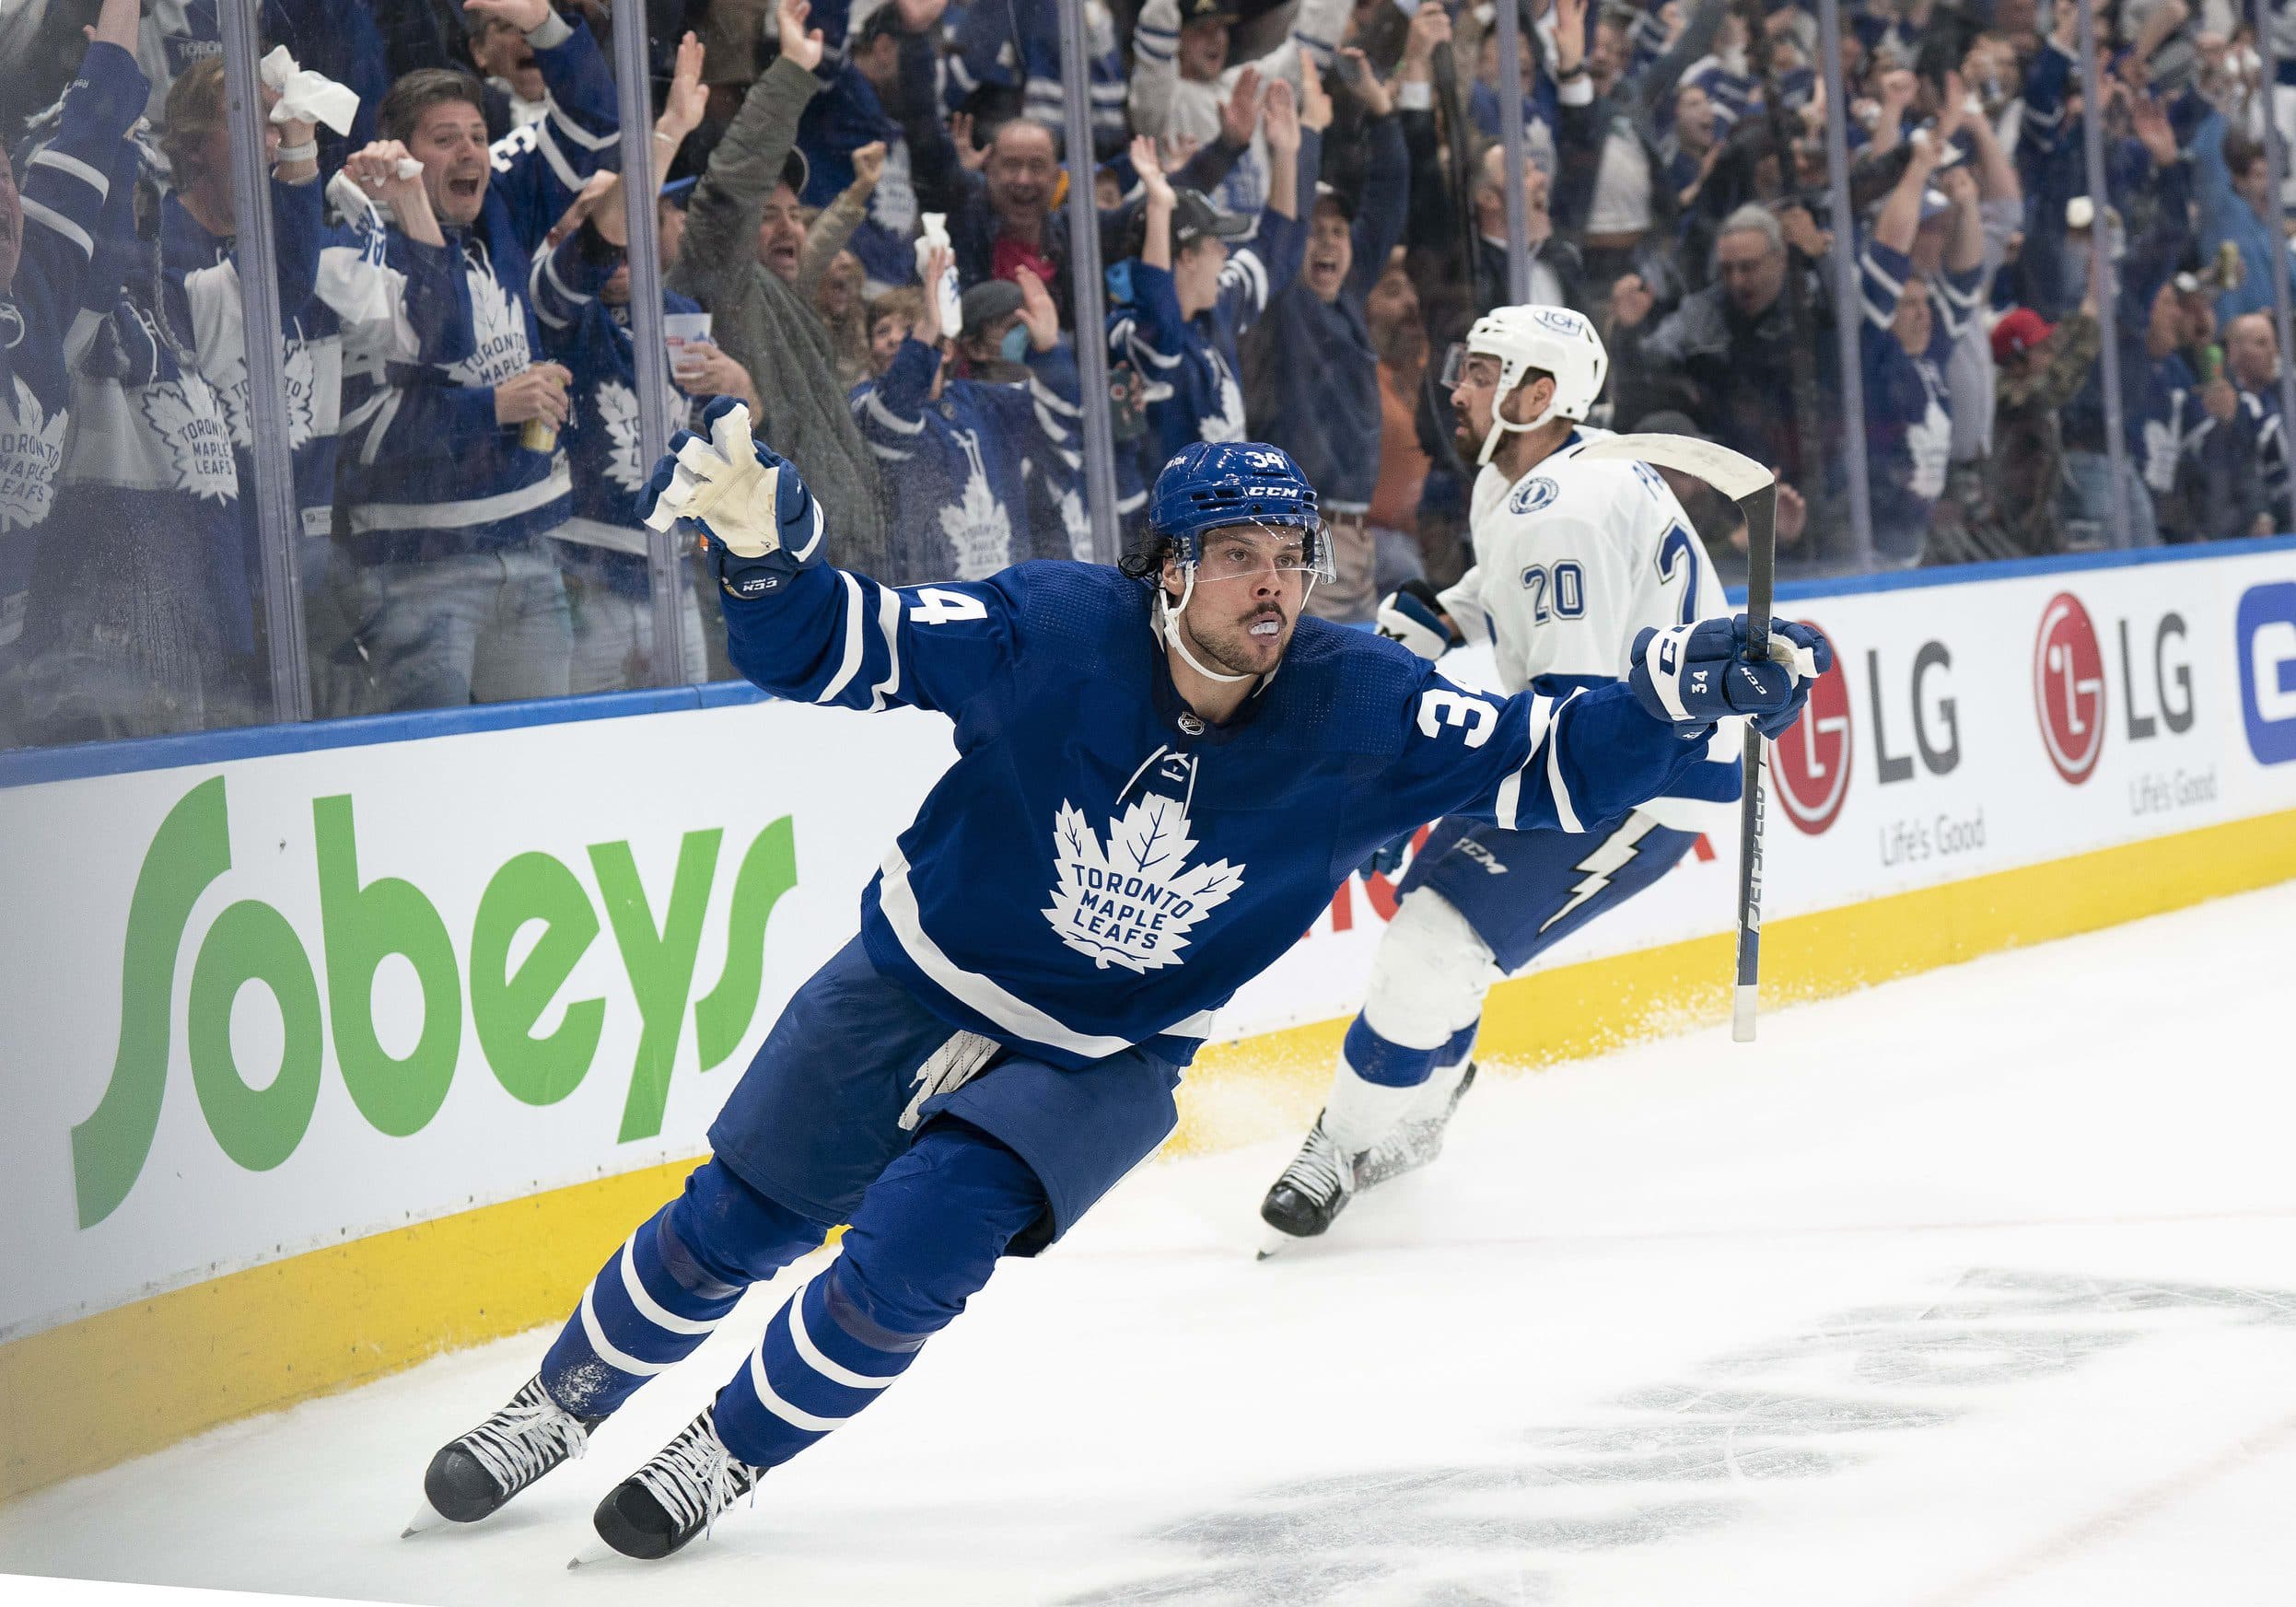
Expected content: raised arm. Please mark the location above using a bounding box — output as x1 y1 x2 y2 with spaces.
15 18 146 343
470 0 624 250
669 0 825 313
639 397 1019 716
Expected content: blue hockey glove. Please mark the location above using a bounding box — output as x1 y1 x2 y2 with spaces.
1358 831 1413 880
1375 579 1463 661
1628 616 1834 737
638 397 823 599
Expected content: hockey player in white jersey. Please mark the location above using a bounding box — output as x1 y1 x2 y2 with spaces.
1261 302 1742 1246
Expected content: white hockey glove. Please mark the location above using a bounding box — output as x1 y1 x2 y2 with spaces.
1374 579 1464 660
638 399 822 598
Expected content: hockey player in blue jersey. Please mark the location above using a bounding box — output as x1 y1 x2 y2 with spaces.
1258 304 1768 1249
410 410 1828 1559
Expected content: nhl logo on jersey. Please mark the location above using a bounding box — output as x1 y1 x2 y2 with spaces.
1041 797 1244 973
1509 477 1560 516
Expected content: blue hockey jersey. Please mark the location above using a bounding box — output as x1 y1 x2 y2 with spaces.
530 221 701 598
717 553 1717 1071
52 134 244 654
945 0 1127 161
849 335 1085 582
336 11 619 564
160 176 473 556
0 40 148 650
1109 204 1304 490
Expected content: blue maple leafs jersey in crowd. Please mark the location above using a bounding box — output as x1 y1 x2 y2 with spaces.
1109 202 1304 491
335 11 619 563
849 335 1086 579
0 40 147 650
529 221 701 597
48 132 245 653
161 173 474 554
718 555 1717 1071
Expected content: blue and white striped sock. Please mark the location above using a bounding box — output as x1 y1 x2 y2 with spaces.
541 1207 741 1418
712 1267 918 1471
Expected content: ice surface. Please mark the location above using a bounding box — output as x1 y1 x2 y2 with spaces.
5 880 2294 1607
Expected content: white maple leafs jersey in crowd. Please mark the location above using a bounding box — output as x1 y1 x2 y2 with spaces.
1440 427 1742 834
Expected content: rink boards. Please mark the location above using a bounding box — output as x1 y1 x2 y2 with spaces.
4 538 2296 1500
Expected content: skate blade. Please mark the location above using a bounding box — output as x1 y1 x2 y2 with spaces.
566 1540 621 1571
1255 1226 1302 1260
401 1498 449 1540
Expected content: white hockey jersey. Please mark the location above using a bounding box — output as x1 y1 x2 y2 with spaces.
1440 427 1742 834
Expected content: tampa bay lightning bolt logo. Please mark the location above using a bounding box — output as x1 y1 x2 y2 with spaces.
1509 476 1560 515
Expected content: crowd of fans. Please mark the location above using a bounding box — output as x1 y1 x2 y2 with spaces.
4 0 2294 745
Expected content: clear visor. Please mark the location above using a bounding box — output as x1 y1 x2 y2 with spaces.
1190 519 1334 585
1438 344 1501 394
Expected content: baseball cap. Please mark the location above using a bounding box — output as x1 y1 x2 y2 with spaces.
1178 0 1241 25
961 278 1024 330
1990 307 2055 362
1171 187 1251 249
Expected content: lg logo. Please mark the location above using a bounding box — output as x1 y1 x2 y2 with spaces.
2029 592 2195 785
2034 592 2106 784
1769 619 1958 836
1770 617 1853 834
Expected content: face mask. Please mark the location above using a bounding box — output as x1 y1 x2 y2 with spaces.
999 322 1030 363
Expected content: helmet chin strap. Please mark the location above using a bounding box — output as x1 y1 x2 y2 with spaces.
1160 566 1256 684
1476 384 1564 466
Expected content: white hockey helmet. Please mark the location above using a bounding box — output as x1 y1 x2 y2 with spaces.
1451 304 1609 465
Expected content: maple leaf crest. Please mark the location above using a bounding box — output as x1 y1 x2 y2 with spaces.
0 375 67 531
448 266 531 387
938 466 1013 579
1040 796 1244 974
599 378 647 492
1197 358 1246 443
138 377 238 504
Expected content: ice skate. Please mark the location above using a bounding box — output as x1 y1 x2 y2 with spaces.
590 1406 763 1560
1355 1061 1477 1190
1258 1117 1358 1250
411 1375 600 1530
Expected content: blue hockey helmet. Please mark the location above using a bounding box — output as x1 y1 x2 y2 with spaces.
1142 441 1333 583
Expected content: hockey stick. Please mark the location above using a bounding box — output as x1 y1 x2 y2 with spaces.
1574 433 1777 1042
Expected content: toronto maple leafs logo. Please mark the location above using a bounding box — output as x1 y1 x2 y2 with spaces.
939 430 1012 578
139 377 238 504
1198 355 1247 444
1056 484 1090 560
1042 795 1244 973
599 378 646 492
449 264 532 388
0 376 68 530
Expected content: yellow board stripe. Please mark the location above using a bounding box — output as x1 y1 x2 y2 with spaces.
6 807 2294 1504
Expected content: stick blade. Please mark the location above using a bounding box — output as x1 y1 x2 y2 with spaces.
1575 434 1776 500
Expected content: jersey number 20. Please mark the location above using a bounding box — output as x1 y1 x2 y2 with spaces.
1520 561 1586 623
